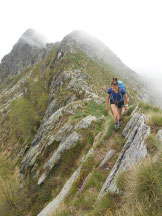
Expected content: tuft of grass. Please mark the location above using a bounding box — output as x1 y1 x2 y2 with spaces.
116 170 127 193
145 134 158 154
54 210 70 216
91 192 113 216
70 101 107 126
117 155 162 216
147 113 162 127
103 118 114 139
139 102 161 113
83 170 108 192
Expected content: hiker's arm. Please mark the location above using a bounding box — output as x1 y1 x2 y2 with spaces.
124 94 128 105
106 94 110 111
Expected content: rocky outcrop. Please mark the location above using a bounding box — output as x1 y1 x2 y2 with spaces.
98 107 150 199
44 69 102 121
0 29 54 81
99 149 115 168
20 101 81 174
37 131 103 216
38 131 81 185
0 69 33 113
74 115 97 130
20 66 104 180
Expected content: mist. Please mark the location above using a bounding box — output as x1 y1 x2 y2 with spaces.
140 74 162 107
19 28 49 48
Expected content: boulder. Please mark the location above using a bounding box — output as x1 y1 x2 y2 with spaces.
74 115 97 130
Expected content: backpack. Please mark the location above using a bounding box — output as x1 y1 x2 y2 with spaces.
118 80 125 90
110 87 124 103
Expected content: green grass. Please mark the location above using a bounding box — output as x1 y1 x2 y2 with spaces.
103 117 114 139
116 155 162 216
139 102 161 113
147 113 162 127
62 168 108 216
91 192 113 216
145 134 158 154
70 101 107 126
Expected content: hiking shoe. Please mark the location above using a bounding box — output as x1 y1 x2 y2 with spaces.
119 119 123 126
114 123 119 131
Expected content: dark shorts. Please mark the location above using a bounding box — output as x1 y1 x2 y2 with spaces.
110 99 124 108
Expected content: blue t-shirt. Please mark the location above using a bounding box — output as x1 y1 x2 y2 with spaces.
107 87 126 102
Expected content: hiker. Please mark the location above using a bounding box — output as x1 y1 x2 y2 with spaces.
106 80 128 131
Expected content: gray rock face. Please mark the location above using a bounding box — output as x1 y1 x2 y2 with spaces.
99 149 115 168
37 115 98 185
47 122 73 145
19 65 103 179
44 69 103 121
98 111 150 200
74 115 97 130
37 131 102 216
0 29 53 81
20 101 81 174
38 131 81 185
38 166 82 216
0 70 33 113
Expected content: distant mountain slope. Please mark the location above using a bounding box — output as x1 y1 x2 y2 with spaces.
62 30 138 79
0 28 54 82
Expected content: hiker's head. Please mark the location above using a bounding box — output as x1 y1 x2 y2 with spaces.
113 77 118 82
111 81 118 91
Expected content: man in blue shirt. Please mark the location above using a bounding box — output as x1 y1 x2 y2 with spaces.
106 81 128 131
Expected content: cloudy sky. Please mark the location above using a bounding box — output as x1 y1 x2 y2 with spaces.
0 0 162 79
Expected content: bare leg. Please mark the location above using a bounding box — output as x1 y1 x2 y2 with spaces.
118 107 123 119
111 104 119 123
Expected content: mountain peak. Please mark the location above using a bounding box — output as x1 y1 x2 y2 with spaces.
65 29 106 47
18 28 48 48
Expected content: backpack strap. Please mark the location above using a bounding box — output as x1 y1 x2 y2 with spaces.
110 87 124 103
110 88 114 101
118 87 124 102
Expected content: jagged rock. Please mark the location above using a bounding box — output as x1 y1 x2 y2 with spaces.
122 112 141 139
38 131 81 185
38 173 47 186
57 52 63 60
130 105 140 116
47 122 73 145
74 115 97 130
37 131 101 215
0 29 53 81
38 165 81 216
37 124 102 185
19 65 103 175
43 69 103 120
94 99 103 104
20 102 81 174
97 115 105 121
0 69 32 99
98 112 150 200
0 92 23 113
93 131 103 148
99 149 115 168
